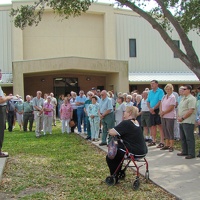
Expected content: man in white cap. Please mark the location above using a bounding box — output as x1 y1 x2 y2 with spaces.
0 86 13 157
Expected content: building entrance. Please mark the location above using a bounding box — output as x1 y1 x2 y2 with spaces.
53 77 79 97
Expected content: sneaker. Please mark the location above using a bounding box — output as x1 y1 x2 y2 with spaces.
99 142 107 146
175 137 180 141
0 152 9 157
145 138 149 142
148 139 152 143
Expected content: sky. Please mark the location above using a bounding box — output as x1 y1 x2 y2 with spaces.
0 0 11 4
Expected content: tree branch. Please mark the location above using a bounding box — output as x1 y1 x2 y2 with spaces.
155 0 199 64
117 0 194 69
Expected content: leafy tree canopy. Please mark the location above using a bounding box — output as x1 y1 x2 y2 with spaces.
10 0 92 29
10 0 200 34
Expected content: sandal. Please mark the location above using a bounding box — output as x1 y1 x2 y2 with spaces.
156 143 164 148
148 142 156 147
169 147 174 152
0 152 9 158
160 146 169 150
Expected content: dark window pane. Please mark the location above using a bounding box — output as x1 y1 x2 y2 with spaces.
129 39 136 57
173 40 180 58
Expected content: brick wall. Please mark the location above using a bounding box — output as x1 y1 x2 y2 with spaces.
24 73 106 98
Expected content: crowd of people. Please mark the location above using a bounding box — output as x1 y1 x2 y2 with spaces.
0 80 200 159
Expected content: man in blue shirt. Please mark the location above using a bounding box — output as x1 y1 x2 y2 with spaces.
76 90 87 134
6 94 15 132
99 90 115 146
84 91 93 140
147 80 164 147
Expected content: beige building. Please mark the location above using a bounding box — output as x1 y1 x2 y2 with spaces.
0 0 200 97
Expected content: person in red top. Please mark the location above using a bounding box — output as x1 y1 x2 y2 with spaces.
60 97 73 134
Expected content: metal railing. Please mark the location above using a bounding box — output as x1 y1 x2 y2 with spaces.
0 73 13 83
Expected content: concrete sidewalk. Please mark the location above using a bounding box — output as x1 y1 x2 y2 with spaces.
0 157 7 181
80 134 200 200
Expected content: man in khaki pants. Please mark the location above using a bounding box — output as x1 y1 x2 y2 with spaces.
177 85 196 159
32 91 44 138
50 92 57 126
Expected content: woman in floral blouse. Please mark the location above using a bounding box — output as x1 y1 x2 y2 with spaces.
88 96 100 141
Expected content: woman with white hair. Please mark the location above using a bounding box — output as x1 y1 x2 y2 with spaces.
43 96 54 135
106 106 148 184
15 99 24 131
125 95 133 107
115 97 126 125
134 94 142 126
160 84 176 152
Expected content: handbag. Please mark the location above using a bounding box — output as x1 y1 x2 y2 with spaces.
69 120 75 127
107 137 117 159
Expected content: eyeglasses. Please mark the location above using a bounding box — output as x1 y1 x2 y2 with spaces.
183 88 188 90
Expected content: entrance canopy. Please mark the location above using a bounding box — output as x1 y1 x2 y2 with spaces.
13 57 129 98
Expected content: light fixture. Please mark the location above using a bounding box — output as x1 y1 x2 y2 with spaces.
86 77 91 81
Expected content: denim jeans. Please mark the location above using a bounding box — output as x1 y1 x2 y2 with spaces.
77 108 86 132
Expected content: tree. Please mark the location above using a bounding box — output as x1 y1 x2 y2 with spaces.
10 0 200 79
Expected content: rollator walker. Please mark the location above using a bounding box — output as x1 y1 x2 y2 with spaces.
106 138 149 190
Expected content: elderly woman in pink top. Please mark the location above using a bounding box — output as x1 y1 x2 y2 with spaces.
43 96 54 135
159 84 176 152
60 97 73 134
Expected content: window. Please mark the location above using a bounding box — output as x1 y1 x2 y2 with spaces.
173 40 180 58
129 39 137 57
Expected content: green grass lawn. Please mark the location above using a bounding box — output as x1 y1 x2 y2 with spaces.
0 122 177 200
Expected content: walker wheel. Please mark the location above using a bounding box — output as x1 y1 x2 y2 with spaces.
118 170 126 180
145 171 149 183
105 176 116 186
132 179 140 190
